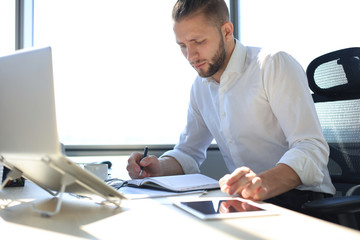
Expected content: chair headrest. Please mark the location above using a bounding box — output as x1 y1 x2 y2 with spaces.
306 47 360 102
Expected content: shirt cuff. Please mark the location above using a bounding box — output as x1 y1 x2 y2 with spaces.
277 148 324 186
161 149 200 174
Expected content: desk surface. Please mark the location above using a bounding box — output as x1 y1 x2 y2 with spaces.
1 156 360 240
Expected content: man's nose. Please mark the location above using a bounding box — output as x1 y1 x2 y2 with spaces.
186 45 198 62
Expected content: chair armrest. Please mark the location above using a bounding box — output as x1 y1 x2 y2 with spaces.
302 195 360 214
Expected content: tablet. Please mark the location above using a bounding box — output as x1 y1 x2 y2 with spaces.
174 197 277 220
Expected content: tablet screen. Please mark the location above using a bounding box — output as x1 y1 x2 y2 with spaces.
182 199 264 214
175 198 275 220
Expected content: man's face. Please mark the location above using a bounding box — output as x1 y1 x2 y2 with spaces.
173 14 226 79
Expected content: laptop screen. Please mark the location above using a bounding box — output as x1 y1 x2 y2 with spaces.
0 47 61 155
0 47 125 210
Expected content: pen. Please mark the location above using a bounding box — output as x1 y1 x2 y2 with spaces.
138 146 148 177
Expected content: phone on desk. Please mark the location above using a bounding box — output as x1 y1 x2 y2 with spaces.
1 166 25 187
174 197 277 220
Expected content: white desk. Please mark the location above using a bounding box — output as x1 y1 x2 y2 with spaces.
1 157 360 240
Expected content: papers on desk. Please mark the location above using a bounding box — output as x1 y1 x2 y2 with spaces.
118 186 206 199
118 174 220 199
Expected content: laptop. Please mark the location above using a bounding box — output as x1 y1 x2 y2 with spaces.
0 47 125 214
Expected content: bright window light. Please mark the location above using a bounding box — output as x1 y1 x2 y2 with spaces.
240 0 360 68
0 2 15 53
32 0 358 146
34 0 198 145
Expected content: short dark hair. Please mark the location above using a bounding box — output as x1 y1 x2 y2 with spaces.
172 0 229 28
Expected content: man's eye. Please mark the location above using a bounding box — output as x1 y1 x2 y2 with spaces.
195 40 205 44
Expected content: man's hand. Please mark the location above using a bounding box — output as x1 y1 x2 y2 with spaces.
219 167 267 201
126 152 161 179
219 164 302 201
126 153 184 179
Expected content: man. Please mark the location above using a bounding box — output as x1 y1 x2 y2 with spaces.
127 0 335 212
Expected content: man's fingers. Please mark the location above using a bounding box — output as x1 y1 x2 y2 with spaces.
220 167 267 200
226 167 251 184
241 177 267 200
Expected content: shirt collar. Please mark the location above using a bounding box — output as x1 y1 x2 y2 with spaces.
202 39 247 84
223 39 247 76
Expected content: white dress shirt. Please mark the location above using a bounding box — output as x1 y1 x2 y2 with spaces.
162 40 335 195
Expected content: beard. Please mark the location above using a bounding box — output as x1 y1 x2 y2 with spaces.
193 37 226 78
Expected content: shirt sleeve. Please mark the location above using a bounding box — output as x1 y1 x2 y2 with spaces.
161 79 214 174
262 51 330 186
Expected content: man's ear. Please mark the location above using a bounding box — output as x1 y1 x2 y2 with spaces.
222 21 234 41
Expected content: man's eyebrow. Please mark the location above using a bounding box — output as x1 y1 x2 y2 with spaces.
176 37 204 45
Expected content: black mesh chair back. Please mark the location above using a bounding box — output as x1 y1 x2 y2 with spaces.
306 47 360 196
302 48 360 229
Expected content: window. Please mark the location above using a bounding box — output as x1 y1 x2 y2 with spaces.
30 0 360 147
239 0 360 68
34 0 200 145
0 2 15 52
33 0 231 146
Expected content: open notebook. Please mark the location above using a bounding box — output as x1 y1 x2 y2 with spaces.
0 47 125 216
111 174 219 199
125 174 220 192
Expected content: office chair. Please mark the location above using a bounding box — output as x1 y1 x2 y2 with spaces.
301 47 360 229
